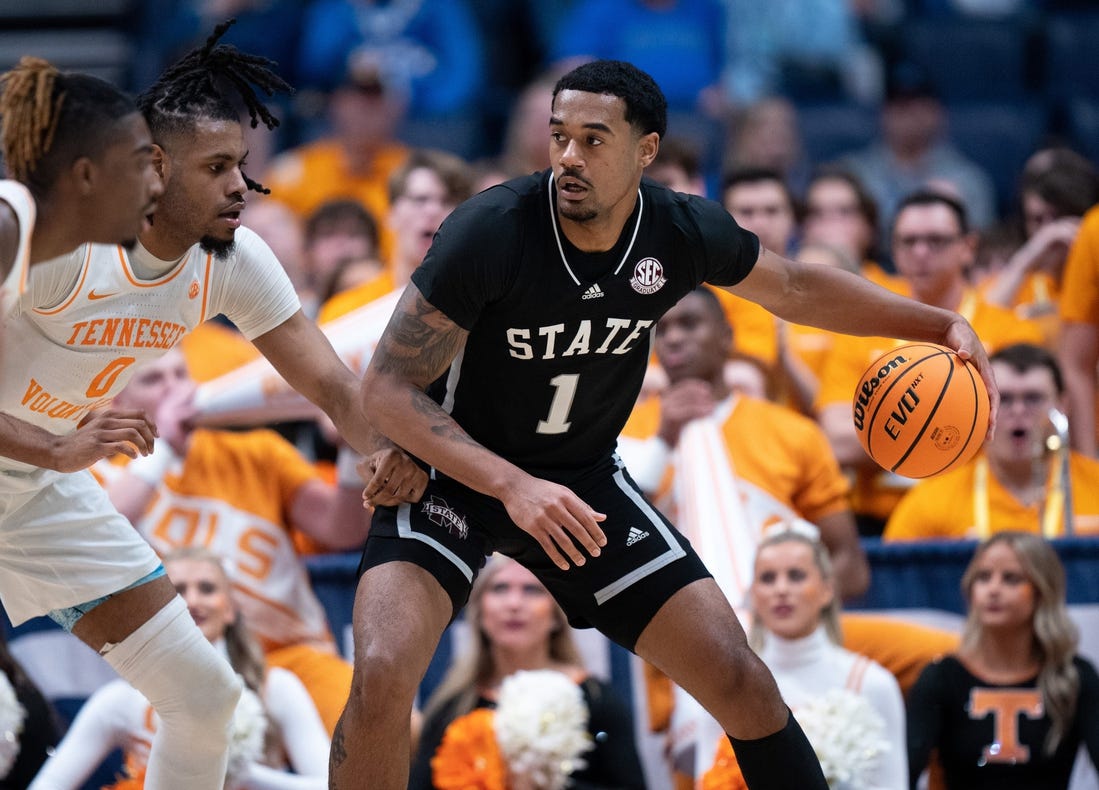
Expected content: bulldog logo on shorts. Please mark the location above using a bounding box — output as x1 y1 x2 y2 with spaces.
422 496 469 539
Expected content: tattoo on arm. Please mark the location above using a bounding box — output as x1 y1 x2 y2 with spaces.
373 287 481 449
407 388 481 448
329 718 348 785
373 289 467 387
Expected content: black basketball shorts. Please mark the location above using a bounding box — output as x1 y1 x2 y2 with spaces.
358 463 711 650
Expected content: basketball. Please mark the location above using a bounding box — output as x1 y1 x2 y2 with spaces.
852 343 990 478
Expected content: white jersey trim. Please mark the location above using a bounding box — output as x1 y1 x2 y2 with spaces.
546 174 644 287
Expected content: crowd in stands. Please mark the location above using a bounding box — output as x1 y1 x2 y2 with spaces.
5 0 1099 788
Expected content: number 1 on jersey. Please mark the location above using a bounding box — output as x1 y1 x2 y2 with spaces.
536 373 579 435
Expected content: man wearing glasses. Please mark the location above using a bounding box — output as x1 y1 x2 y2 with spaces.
814 190 1044 537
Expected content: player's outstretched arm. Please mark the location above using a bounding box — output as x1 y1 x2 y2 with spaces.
726 248 999 433
362 285 607 570
250 309 427 504
0 408 156 472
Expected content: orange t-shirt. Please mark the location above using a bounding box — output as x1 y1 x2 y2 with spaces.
709 285 777 366
884 451 1099 540
179 321 260 383
1059 204 1099 325
263 139 409 264
317 270 396 324
862 260 909 295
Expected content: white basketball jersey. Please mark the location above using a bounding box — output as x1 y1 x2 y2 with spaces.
0 180 35 318
0 227 299 474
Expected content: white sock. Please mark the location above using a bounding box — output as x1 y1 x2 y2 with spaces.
101 596 241 790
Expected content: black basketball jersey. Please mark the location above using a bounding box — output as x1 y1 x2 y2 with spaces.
411 170 759 481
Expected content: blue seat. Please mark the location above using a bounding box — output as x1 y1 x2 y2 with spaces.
1044 13 1099 100
398 114 486 162
899 18 1034 101
797 102 878 165
1067 99 1099 166
946 99 1050 215
665 110 726 181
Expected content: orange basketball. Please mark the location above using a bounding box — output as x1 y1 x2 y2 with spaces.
852 342 989 478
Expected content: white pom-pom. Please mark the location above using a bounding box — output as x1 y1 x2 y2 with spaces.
225 682 267 784
0 672 25 779
493 669 593 790
795 689 890 790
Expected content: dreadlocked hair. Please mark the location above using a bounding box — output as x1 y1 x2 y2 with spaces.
1 56 137 198
138 19 291 194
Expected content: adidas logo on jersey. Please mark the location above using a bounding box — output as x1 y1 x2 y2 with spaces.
581 283 605 300
626 526 650 546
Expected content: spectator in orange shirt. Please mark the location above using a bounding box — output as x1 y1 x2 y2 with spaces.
979 149 1098 341
715 167 799 368
801 165 905 293
263 63 409 249
301 199 381 316
1060 204 1099 457
317 148 473 323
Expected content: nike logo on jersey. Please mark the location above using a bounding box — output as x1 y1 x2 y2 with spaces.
506 318 653 360
581 283 604 300
626 526 650 546
88 289 119 300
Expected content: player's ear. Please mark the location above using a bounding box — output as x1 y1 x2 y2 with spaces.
69 156 96 196
151 144 171 182
639 133 659 169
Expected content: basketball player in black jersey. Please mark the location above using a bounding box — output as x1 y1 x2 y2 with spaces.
335 60 1000 789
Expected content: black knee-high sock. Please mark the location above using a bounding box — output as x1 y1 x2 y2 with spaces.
728 709 828 789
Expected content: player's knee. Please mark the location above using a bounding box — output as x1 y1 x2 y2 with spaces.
349 645 421 714
190 658 241 724
715 642 773 697
161 658 241 750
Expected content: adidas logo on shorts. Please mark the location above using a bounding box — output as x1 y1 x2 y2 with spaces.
581 283 605 300
626 526 650 546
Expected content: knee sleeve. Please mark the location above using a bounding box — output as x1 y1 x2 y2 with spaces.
101 596 242 790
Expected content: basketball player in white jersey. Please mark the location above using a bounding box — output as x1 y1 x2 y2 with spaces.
0 56 164 465
2 25 422 790
0 57 160 311
0 57 242 790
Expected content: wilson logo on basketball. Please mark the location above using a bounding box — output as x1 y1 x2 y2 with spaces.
630 257 666 295
852 354 907 431
188 280 200 299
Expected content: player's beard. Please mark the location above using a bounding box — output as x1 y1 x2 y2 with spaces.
120 238 138 251
557 201 598 223
200 235 236 260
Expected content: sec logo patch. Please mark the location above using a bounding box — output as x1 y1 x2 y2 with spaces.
630 257 666 295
